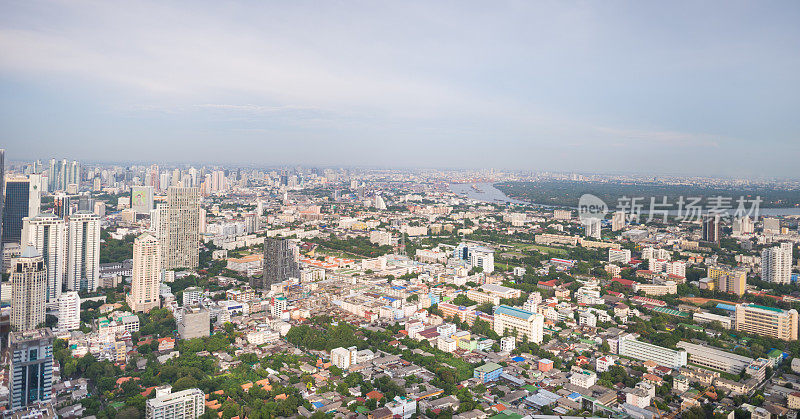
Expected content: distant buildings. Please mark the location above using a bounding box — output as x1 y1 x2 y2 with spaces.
761 242 793 284
9 328 54 409
254 238 299 289
128 233 162 313
156 187 200 270
735 303 798 341
11 246 47 331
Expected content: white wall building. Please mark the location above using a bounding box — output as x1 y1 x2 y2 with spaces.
58 291 81 331
66 211 101 292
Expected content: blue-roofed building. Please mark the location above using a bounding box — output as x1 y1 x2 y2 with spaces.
716 303 736 311
474 362 503 383
493 305 544 344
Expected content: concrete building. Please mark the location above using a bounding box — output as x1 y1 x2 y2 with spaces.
9 328 54 409
58 291 81 331
11 246 47 331
676 341 753 374
500 336 516 353
735 304 798 341
21 213 66 304
493 305 544 343
156 187 200 270
702 215 720 243
177 305 210 340
617 335 687 368
570 368 598 388
612 211 626 231
145 386 205 419
583 218 601 239
254 238 299 289
474 362 503 383
66 211 101 292
127 233 162 313
609 248 631 264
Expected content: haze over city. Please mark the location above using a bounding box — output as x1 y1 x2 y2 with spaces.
1 1 799 177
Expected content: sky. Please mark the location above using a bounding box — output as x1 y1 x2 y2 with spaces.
1 1 799 177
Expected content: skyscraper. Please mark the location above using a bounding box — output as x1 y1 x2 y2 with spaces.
0 149 5 247
22 213 67 304
762 242 793 284
255 238 299 289
66 211 101 292
9 328 54 409
583 218 602 239
2 175 41 245
611 211 626 232
127 233 162 312
156 187 200 270
701 215 720 243
11 246 47 331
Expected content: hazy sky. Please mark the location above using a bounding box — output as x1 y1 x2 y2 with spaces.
1 1 798 177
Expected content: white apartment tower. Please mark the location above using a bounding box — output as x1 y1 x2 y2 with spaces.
66 211 101 292
762 242 793 284
58 291 81 331
156 187 200 270
11 246 47 331
128 233 162 313
21 213 66 304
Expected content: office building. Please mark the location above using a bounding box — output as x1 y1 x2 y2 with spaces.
58 291 80 331
156 187 200 270
735 304 798 341
254 238 299 289
761 242 793 284
701 215 720 243
707 265 747 296
612 211 626 231
22 213 67 304
453 243 495 274
9 329 54 409
177 305 210 340
66 211 101 292
48 159 80 192
11 246 47 331
493 305 544 343
145 386 205 419
676 341 753 374
128 233 161 312
131 186 154 214
617 334 687 368
608 248 631 264
2 175 40 245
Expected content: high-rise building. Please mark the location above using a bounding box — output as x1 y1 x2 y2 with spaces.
707 265 747 296
0 149 5 247
131 186 154 214
611 211 626 232
22 213 67 304
254 238 299 289
145 386 205 419
66 211 100 292
58 291 80 331
761 242 793 284
735 303 798 341
2 175 41 245
701 215 720 243
156 187 200 270
53 193 71 220
11 246 47 331
149 164 160 191
583 218 602 239
9 328 54 409
47 159 80 192
732 216 754 235
127 233 162 313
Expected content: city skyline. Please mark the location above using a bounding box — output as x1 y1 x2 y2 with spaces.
1 1 799 177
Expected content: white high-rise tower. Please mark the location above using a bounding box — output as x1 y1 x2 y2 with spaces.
128 233 162 312
156 187 200 270
762 242 793 284
21 213 67 304
66 211 101 292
